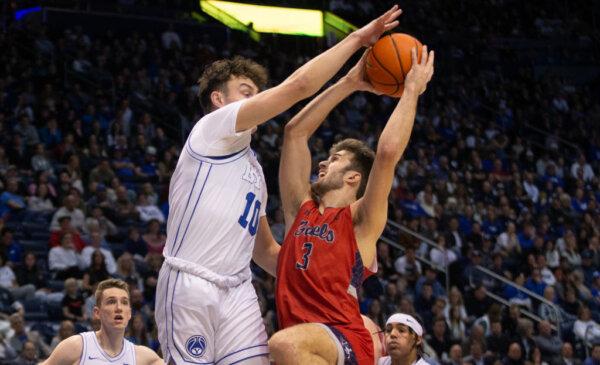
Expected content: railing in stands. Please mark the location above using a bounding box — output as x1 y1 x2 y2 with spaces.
383 219 450 294
470 265 562 334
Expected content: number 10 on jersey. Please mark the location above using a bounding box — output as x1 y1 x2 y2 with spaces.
238 192 261 236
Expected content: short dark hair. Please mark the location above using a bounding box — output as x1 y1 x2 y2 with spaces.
330 138 375 199
197 56 268 113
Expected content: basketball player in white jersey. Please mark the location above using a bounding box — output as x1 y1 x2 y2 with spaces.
378 313 428 365
154 5 403 365
41 279 162 365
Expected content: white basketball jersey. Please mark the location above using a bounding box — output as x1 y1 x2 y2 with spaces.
163 100 267 277
79 331 136 365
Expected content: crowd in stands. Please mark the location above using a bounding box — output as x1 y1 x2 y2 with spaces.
1 0 600 364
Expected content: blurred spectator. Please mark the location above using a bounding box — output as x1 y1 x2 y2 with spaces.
124 227 148 260
487 319 510 357
534 320 562 363
49 320 75 351
7 313 50 359
465 285 492 319
48 233 83 280
114 253 142 290
60 278 86 323
443 343 463 365
88 158 116 186
81 230 116 274
83 206 118 239
49 195 85 232
1 228 23 266
427 317 452 360
142 219 166 255
503 342 524 365
574 306 600 344
136 194 165 224
0 253 35 301
82 250 111 293
555 342 581 365
394 246 421 286
10 340 38 365
0 179 26 219
27 184 55 212
48 216 86 252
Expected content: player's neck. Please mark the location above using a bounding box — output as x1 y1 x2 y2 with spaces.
96 328 125 357
318 188 355 211
391 352 418 365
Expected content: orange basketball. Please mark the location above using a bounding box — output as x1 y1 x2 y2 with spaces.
365 33 423 97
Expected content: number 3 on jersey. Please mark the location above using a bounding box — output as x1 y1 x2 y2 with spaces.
238 192 261 236
295 242 313 270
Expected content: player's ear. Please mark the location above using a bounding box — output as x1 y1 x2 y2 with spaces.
344 171 361 185
210 90 225 108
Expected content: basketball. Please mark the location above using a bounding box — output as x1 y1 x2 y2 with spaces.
365 33 423 97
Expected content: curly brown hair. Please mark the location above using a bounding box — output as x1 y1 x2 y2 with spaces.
330 138 375 199
197 56 268 112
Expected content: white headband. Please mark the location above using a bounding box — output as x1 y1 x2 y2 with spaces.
386 313 423 337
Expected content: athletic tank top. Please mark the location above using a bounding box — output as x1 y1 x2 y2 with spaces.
78 331 136 365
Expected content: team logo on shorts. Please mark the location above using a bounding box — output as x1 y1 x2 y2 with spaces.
185 335 207 358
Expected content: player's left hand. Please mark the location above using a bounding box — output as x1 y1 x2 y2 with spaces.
343 49 382 95
353 5 402 47
404 45 435 96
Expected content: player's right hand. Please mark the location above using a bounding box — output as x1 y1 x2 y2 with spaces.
353 5 402 47
343 50 383 95
404 45 435 96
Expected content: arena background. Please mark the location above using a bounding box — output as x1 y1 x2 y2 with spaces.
0 0 599 363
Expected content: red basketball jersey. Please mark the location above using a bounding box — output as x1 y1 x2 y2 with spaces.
276 200 375 364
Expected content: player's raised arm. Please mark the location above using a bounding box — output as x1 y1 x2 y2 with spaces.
353 46 434 249
279 52 377 228
252 216 280 277
235 5 402 133
39 335 82 365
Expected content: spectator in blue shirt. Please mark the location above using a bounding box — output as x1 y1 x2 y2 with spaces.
525 269 547 297
0 228 22 266
0 179 26 219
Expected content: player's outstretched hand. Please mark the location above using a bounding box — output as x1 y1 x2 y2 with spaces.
404 45 435 96
343 49 383 95
353 5 402 47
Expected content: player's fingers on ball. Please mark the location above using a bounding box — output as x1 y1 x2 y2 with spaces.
411 47 417 65
421 45 428 65
427 50 435 68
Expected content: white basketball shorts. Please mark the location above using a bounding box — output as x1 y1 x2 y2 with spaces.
156 265 269 364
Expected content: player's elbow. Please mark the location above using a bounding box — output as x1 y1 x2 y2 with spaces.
284 74 311 100
377 142 400 162
283 119 309 139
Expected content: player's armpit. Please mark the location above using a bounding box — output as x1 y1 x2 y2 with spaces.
39 335 82 365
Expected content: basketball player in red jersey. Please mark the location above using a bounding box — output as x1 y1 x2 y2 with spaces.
268 44 434 365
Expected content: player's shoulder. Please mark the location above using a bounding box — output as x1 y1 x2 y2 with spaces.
40 334 83 365
134 344 163 365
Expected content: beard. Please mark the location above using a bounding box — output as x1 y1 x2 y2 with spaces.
310 171 344 198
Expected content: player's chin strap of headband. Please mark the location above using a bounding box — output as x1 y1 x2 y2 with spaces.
164 256 251 287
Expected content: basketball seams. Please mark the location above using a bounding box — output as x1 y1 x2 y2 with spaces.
389 34 405 83
368 45 400 95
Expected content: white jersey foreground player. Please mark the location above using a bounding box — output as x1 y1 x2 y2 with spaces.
378 313 429 365
155 5 403 365
41 279 162 365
